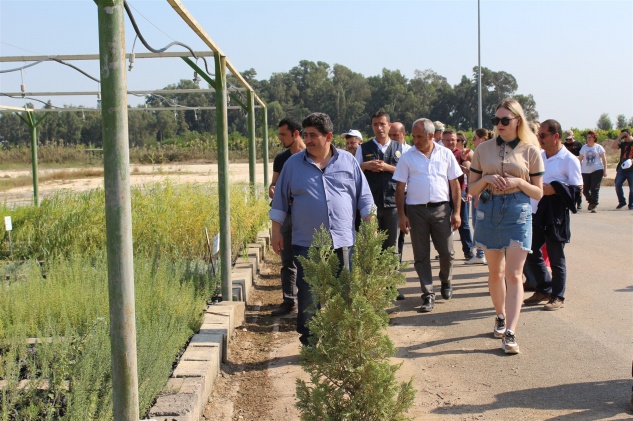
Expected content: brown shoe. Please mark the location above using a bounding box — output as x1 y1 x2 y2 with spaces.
544 297 564 311
523 291 550 306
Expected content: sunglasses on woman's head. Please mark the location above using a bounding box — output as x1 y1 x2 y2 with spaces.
491 116 517 126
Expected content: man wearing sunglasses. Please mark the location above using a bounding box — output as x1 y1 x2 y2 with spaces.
612 129 633 209
524 119 582 311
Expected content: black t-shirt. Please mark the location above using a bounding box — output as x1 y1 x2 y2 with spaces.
273 149 293 173
563 141 582 156
618 141 633 172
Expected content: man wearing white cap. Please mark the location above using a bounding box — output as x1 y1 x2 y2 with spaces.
433 121 445 146
342 129 363 156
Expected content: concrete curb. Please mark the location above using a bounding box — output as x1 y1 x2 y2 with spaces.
147 226 270 421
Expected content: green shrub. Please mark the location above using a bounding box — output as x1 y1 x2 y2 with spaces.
0 182 269 262
295 222 415 420
0 254 208 419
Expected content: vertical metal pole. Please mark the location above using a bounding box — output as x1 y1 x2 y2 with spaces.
247 90 256 188
215 54 232 301
261 107 269 189
97 1 139 419
27 112 39 206
477 0 483 129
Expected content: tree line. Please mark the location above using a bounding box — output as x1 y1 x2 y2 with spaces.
1 61 543 148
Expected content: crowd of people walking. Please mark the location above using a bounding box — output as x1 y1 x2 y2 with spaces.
267 97 628 355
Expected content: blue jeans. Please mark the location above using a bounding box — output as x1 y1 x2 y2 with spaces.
457 191 474 259
471 201 485 259
615 169 633 206
293 245 351 345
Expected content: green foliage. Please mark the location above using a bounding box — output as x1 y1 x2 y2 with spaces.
0 254 208 419
295 222 415 421
596 113 613 130
0 182 270 262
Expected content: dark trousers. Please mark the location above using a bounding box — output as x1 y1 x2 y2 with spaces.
456 191 474 259
377 206 399 251
407 203 454 297
293 245 351 345
525 220 567 300
397 200 407 262
280 215 297 304
582 170 603 206
615 169 633 206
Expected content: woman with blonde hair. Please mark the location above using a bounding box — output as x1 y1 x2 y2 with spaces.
468 98 544 354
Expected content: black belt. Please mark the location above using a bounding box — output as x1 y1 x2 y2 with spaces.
416 201 448 208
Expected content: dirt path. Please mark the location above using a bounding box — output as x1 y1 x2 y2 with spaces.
203 252 304 421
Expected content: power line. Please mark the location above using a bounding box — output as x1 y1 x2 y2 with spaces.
123 0 213 76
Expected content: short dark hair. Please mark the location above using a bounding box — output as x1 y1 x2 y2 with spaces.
541 119 562 137
443 128 456 135
475 128 493 140
278 117 302 133
371 111 391 123
302 112 333 135
621 128 631 135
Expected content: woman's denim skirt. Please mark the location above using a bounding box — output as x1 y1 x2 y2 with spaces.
473 191 532 251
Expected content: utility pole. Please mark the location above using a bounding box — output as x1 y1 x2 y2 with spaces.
97 0 139 419
477 0 483 128
247 90 256 188
215 54 232 301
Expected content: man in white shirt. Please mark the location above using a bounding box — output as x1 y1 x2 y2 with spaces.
394 118 462 312
524 119 582 311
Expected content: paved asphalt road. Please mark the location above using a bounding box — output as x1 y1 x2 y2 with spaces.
390 186 632 420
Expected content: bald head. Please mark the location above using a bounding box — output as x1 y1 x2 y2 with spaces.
389 122 406 144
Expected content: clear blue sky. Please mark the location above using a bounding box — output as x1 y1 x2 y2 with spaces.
1 0 632 130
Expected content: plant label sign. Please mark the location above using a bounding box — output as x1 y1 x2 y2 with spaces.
4 216 11 231
213 233 220 255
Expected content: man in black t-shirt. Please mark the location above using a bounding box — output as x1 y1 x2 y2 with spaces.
613 129 633 209
269 117 306 316
563 130 583 209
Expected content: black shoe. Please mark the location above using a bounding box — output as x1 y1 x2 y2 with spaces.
441 282 452 300
396 290 405 300
271 301 295 316
418 295 435 312
616 203 626 209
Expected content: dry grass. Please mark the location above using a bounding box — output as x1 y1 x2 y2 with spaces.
0 168 104 192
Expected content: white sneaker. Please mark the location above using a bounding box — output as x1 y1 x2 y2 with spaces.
464 256 486 265
493 315 506 338
502 330 520 354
